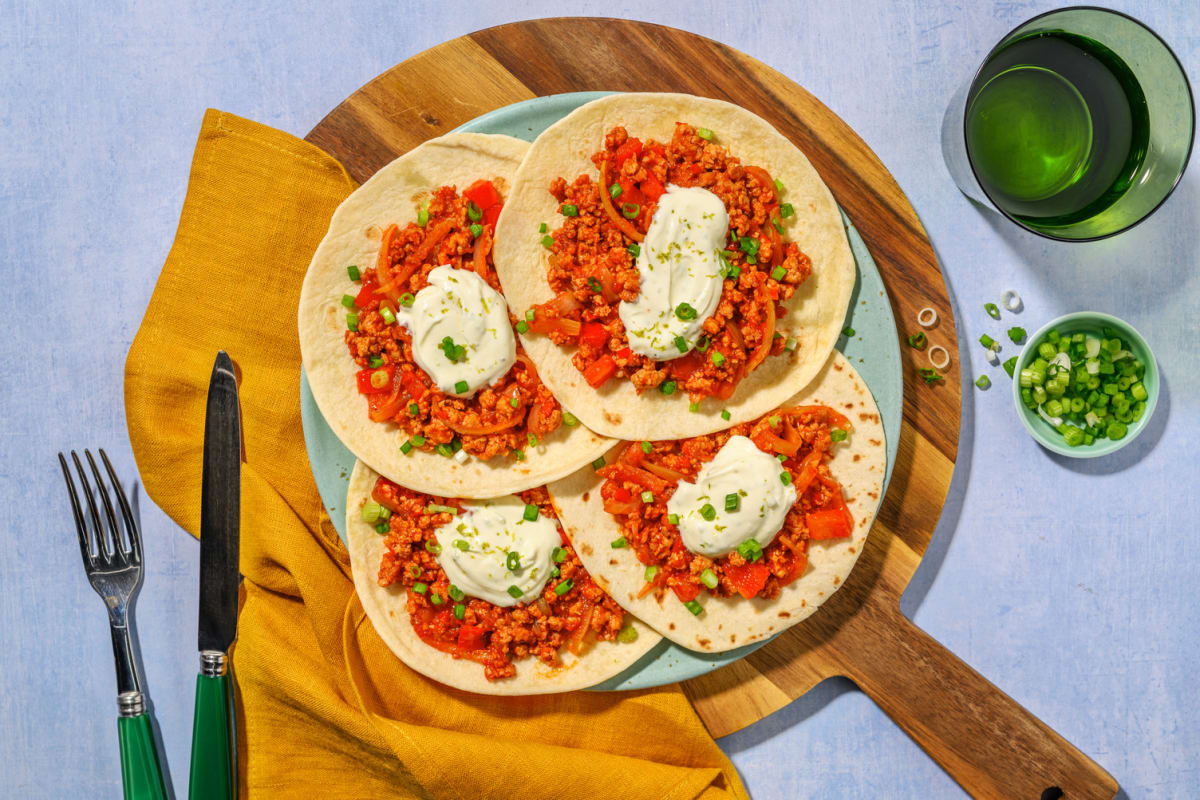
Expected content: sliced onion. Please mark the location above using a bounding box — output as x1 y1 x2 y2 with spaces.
1085 336 1101 358
1112 349 1132 361
986 348 999 365
928 344 950 370
1086 360 1100 375
1049 352 1071 370
1037 405 1063 427
917 307 938 327
1002 290 1022 312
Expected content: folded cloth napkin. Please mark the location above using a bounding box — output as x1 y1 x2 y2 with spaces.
124 110 749 800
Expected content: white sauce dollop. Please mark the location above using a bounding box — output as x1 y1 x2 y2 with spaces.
618 185 728 359
432 496 560 607
667 435 797 557
404 265 515 397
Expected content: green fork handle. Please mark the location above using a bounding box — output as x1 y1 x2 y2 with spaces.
118 713 168 800
189 672 235 800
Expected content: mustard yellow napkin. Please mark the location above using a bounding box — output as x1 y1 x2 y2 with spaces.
124 109 749 800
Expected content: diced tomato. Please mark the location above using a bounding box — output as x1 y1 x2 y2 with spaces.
614 347 633 361
792 450 822 495
356 366 395 394
645 143 666 159
613 486 633 503
456 624 487 652
639 176 666 202
670 350 704 380
528 315 582 338
355 278 381 310
579 321 609 350
671 580 700 603
463 180 501 211
482 203 502 229
807 508 852 540
671 535 688 553
399 369 427 401
583 354 618 388
725 562 770 600
617 178 647 206
780 550 809 585
614 138 642 166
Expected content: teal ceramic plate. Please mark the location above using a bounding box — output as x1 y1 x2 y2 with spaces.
299 92 902 690
1012 311 1158 458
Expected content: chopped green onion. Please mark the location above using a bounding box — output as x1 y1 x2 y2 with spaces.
424 539 442 555
711 350 726 367
551 547 569 566
509 394 520 409
617 625 639 643
611 536 627 549
975 375 991 389
347 265 361 281
587 276 602 293
737 538 764 562
1107 421 1127 440
907 331 926 349
454 380 469 394
918 368 943 385
554 579 573 596
400 440 413 455
700 503 716 521
777 454 787 462
984 303 1000 319
527 432 539 447
448 585 465 602
1008 327 1026 343
467 200 482 222
507 585 524 599
683 599 704 616
980 333 997 350
674 335 689 353
346 312 359 331
689 402 700 413
412 582 428 595
398 293 415 307
772 266 787 281
454 539 469 551
721 409 731 421
609 183 622 199
700 569 718 589
695 336 710 352
417 208 429 227
667 514 679 526
739 236 760 257
831 428 847 442
425 503 457 515
696 127 714 140
429 593 444 606
360 501 383 524
592 457 606 470
724 493 740 512
380 306 396 325
539 222 548 233
374 521 389 534
411 434 426 446
408 564 421 578
469 223 483 238
780 202 794 218
628 243 641 257
768 414 781 427
675 302 697 320
561 203 579 217
621 202 640 219
641 490 654 504
523 503 539 522
506 551 521 571
659 380 677 395
1002 356 1018 378
453 603 466 620
780 471 793 486
774 178 786 194
842 326 855 337
368 355 384 369
541 235 554 249
516 320 529 334
641 440 652 454
784 337 797 352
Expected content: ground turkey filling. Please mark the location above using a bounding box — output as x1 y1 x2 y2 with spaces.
597 405 854 608
345 181 562 461
370 477 626 681
531 123 814 402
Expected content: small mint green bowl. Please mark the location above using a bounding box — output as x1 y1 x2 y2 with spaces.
1012 311 1158 458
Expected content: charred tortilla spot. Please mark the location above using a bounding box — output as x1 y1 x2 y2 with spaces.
853 454 861 462
582 544 593 556
833 362 843 371
668 623 675 630
603 410 622 425
778 611 790 618
833 576 840 585
697 638 710 647
582 491 590 502
608 559 617 566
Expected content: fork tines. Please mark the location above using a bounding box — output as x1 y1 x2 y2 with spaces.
59 449 142 571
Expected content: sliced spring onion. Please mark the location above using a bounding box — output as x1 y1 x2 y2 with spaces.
928 345 950 370
554 579 573 596
659 380 677 395
640 440 652 454
453 448 469 464
831 428 847 442
737 538 763 562
360 501 383 523
984 303 1000 319
563 410 579 426
507 585 523 599
780 202 794 218
711 350 726 367
467 200 482 222
975 375 991 389
1002 356 1018 378
720 409 731 421
412 582 428 595
400 440 413 455
347 265 361 281
917 307 937 327
780 471 793 485
689 402 700 413
552 546 568 564
675 302 697 321
417 208 429 227
506 551 521 571
454 380 469 394
1007 327 1026 343
541 235 554 249
346 312 359 332
683 599 704 616
667 513 679 526
696 127 714 140
592 457 606 470
699 503 716 521
918 367 943 385
979 333 997 351
700 569 718 589
539 222 548 233
398 292 415 307
1002 290 1022 312
621 202 640 219
628 243 641 257
380 306 396 325
842 326 855 337
453 603 466 620
771 266 787 281
617 625 639 643
410 434 426 446
611 536 627 549
641 490 654 504
907 331 927 350
561 203 579 217
523 503 539 522
784 337 798 352
724 492 739 512
516 320 529 334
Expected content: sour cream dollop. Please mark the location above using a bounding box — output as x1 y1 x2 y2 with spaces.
618 185 728 359
406 265 515 397
667 435 797 557
432 496 561 607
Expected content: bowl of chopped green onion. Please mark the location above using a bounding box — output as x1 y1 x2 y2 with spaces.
1012 312 1157 458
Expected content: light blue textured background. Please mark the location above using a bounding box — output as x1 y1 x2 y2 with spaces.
1 1 1196 797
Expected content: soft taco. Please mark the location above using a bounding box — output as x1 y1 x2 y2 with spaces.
299 133 612 498
346 460 660 694
547 351 884 652
493 93 855 441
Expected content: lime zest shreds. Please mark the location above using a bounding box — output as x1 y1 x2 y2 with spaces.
1008 327 1027 343
1002 356 1018 378
425 503 458 515
975 375 991 389
907 331 927 350
984 303 1000 319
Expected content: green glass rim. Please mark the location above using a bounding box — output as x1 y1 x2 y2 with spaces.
962 5 1195 242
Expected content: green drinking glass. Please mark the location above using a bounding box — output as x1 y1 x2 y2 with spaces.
942 6 1193 241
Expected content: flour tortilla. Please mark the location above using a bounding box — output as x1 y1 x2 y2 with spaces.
299 133 613 498
548 351 884 653
493 93 856 441
346 460 660 694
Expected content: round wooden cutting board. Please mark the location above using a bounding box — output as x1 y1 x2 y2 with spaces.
306 18 1118 800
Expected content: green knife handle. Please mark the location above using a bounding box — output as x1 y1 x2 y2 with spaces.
118 712 169 800
189 670 234 800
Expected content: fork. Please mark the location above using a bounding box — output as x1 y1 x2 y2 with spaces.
60 449 168 800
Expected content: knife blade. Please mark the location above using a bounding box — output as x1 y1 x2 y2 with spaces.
190 350 240 800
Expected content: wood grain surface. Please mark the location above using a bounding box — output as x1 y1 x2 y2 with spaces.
305 18 1118 799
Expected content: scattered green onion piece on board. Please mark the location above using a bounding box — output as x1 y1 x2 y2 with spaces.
918 368 943 385
984 303 1000 319
1008 327 1026 343
975 375 991 389
979 333 996 350
1002 356 1018 378
907 331 926 349
842 326 855 337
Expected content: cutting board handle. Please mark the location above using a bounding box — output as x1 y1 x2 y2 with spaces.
838 600 1118 799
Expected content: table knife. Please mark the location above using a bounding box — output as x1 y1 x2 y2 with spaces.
189 351 241 800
